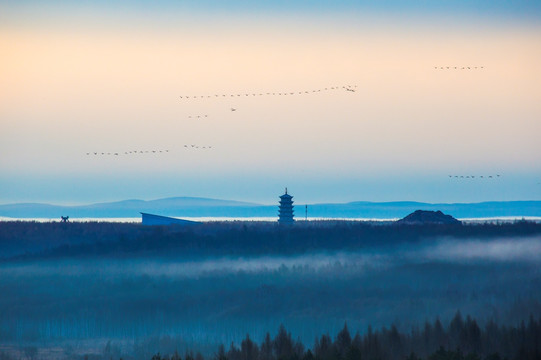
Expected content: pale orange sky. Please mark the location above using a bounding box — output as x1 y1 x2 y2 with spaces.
1 10 540 204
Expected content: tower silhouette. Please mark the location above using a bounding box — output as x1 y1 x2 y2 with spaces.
278 188 294 224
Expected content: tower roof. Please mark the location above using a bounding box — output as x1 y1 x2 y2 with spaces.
280 187 293 199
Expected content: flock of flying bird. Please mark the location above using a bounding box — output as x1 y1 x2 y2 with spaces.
448 175 501 179
435 66 484 70
178 85 357 100
86 85 358 156
87 150 170 156
86 145 214 156
183 145 212 150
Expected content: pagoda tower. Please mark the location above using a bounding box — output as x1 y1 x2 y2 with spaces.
278 188 295 224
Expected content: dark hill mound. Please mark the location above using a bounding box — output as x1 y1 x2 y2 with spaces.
397 210 461 225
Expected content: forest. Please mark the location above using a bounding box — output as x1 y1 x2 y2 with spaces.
0 220 540 359
146 314 541 360
2 315 540 360
1 220 540 259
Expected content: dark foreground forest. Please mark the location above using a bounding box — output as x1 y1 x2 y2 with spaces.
0 221 540 359
3 315 540 360
147 315 541 360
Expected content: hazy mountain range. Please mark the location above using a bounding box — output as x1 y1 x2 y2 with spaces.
0 197 540 219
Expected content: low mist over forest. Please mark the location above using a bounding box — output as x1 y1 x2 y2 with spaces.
0 221 540 359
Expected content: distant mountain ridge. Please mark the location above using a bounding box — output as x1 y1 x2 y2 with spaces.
0 197 540 219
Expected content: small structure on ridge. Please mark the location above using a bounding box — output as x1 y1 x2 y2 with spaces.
397 210 461 225
141 212 200 226
278 188 295 224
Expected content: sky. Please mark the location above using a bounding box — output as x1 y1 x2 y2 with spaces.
1 0 540 205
